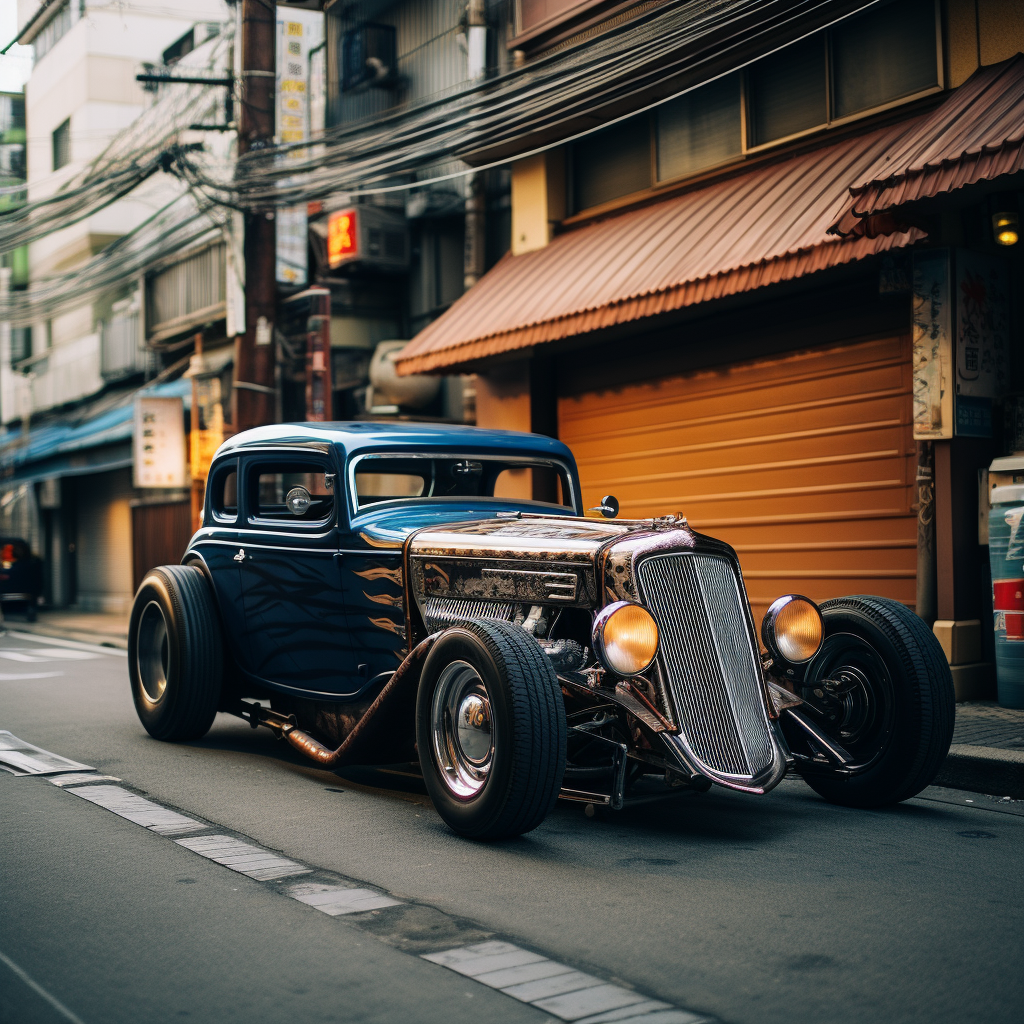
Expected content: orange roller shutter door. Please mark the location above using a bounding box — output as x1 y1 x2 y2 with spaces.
559 335 916 627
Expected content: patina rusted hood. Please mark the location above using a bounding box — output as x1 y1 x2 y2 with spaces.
405 513 703 612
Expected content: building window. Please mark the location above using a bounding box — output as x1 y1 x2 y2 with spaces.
569 0 939 213
573 117 651 212
52 118 71 171
341 23 397 92
830 0 938 120
10 326 31 365
656 75 742 182
747 36 827 148
33 1 73 62
162 29 195 66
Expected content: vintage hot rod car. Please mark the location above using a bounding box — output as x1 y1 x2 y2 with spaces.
129 423 954 839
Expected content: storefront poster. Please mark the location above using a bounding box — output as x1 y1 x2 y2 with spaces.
955 249 1009 399
134 396 187 488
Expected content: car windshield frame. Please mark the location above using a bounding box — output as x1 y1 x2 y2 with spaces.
347 451 581 518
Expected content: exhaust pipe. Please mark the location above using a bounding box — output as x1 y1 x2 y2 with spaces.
237 636 438 768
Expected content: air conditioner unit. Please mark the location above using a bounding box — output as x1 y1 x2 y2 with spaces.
342 23 397 92
326 206 409 273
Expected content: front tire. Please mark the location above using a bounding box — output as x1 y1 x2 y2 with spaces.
129 565 223 741
416 620 566 840
789 596 954 808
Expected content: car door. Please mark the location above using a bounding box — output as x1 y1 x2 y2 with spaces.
234 450 359 695
187 458 248 657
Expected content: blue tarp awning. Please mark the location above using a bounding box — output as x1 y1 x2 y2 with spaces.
0 378 191 485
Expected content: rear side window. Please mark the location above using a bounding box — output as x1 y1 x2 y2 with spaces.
249 461 335 526
208 461 239 523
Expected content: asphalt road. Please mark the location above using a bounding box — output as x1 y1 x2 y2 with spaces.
1 629 1021 1024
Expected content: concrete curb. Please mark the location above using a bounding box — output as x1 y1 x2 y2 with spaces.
933 744 1024 799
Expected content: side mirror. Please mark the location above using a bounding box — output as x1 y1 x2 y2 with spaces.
589 494 619 519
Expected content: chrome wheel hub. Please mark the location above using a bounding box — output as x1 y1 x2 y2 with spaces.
431 661 493 799
137 601 169 704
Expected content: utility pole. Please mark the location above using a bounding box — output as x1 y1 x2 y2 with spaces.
462 0 487 291
305 288 333 421
233 0 277 433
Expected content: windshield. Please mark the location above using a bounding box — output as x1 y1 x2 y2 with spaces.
351 455 576 512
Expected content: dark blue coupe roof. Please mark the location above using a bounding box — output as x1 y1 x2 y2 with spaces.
215 421 576 463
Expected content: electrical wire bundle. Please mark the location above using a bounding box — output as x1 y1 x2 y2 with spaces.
0 192 227 327
0 0 882 323
173 0 869 210
0 29 233 255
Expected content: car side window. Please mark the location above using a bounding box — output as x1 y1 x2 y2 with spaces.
208 461 239 524
247 460 336 527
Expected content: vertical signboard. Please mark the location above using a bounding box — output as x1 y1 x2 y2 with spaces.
327 208 358 267
275 10 323 287
912 250 952 440
134 396 188 488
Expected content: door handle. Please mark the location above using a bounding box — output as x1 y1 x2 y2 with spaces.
233 548 248 563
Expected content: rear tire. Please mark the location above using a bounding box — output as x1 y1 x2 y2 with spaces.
791 596 954 808
416 620 566 840
129 565 223 741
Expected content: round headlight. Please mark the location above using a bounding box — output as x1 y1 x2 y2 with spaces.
593 601 659 676
761 595 823 665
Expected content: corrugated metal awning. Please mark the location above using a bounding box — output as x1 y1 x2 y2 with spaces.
396 122 924 375
832 55 1024 236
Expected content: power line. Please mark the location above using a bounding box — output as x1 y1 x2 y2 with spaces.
169 0 882 210
0 191 228 327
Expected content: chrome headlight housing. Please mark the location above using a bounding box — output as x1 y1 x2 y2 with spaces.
761 595 823 665
593 601 659 676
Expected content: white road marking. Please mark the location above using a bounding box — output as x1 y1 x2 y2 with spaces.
48 774 122 787
70 785 207 836
176 834 311 881
20 648 101 660
0 648 100 662
0 671 63 680
287 882 401 915
424 942 709 1023
0 948 89 1024
0 732 94 776
4 630 126 657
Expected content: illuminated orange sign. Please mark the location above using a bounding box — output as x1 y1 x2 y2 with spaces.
327 209 358 267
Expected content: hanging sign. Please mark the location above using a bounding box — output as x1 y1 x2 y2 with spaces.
327 209 358 267
911 251 953 440
274 11 322 286
134 396 187 488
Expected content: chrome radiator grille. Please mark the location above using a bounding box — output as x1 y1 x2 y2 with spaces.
636 553 773 778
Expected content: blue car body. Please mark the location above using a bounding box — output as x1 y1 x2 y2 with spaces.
184 422 582 703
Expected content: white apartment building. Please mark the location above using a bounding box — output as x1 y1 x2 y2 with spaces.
2 0 229 613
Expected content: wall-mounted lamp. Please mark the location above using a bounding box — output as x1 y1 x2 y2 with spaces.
992 210 1019 246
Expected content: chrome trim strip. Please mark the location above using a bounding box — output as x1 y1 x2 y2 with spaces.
190 538 336 555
